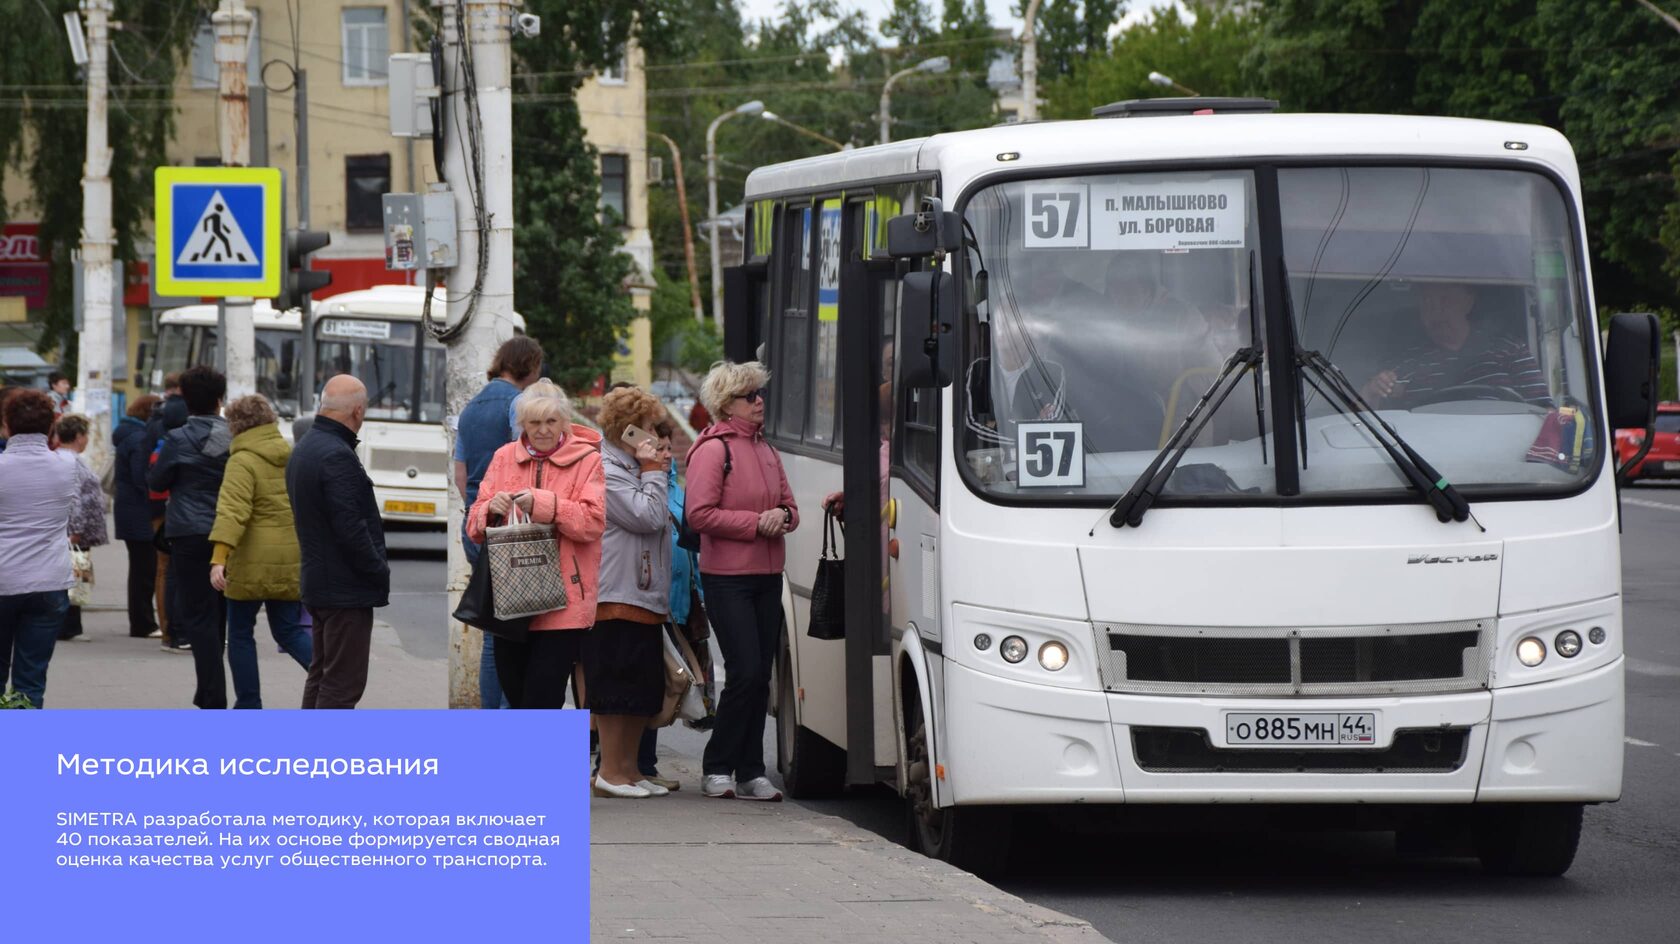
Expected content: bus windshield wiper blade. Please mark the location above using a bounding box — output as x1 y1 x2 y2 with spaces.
1296 349 1481 529
1102 345 1263 530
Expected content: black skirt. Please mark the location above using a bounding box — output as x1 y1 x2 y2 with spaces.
583 618 665 716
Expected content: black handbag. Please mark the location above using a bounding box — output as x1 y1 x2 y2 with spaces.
677 439 731 552
151 522 172 555
807 508 845 641
453 549 532 643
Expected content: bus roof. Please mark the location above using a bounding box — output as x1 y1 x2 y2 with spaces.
314 283 526 329
156 300 300 329
743 113 1579 201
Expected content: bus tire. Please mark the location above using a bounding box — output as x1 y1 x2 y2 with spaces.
1474 803 1583 876
903 695 1013 875
775 631 845 798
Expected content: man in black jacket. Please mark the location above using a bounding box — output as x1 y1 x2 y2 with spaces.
147 366 231 708
143 372 190 650
287 373 388 709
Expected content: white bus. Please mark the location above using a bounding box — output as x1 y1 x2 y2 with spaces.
733 99 1661 877
154 285 525 527
152 301 304 418
312 284 524 527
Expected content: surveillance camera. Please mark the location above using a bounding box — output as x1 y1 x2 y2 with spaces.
514 12 540 37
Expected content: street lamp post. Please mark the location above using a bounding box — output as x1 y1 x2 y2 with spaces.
765 111 848 151
1148 70 1201 97
879 56 950 145
707 100 765 328
653 132 705 323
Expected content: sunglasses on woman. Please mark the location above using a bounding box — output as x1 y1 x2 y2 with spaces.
739 388 767 403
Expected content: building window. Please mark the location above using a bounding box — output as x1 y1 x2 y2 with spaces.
190 14 260 90
599 154 628 224
345 154 391 231
342 7 389 86
600 46 628 84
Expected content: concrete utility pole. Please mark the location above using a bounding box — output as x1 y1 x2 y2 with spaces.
441 0 522 708
215 0 256 400
75 0 115 472
1020 0 1043 122
653 132 705 322
295 68 316 413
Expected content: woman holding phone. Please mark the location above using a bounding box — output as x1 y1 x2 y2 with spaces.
589 387 675 798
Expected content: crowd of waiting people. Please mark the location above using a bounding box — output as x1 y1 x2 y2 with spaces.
1 340 799 803
0 366 388 710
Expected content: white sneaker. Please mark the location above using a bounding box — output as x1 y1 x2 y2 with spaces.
593 776 650 799
736 776 783 802
635 779 670 797
702 774 736 798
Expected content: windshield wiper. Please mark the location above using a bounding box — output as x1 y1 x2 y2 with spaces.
1101 251 1269 531
1277 253 1476 529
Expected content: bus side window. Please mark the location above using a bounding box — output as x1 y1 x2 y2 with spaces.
774 205 813 441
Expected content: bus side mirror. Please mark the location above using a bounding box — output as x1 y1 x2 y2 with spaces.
134 341 150 378
899 270 956 388
1605 312 1660 431
886 209 961 259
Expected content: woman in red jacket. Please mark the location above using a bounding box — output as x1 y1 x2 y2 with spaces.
466 380 606 708
685 360 798 801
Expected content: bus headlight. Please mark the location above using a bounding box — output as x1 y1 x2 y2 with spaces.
1038 641 1069 672
1517 637 1547 667
999 635 1028 664
1554 630 1582 658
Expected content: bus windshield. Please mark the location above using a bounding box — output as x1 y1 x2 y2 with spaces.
153 322 301 417
315 318 446 423
958 165 1598 504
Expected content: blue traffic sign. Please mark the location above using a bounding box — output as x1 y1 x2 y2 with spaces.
154 166 281 297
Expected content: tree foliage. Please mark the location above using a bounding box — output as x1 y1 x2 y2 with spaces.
0 0 198 363
1045 2 1259 119
1242 0 1680 313
642 0 1002 316
1016 0 1127 82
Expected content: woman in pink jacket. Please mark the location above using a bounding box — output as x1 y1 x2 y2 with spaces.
466 380 606 708
686 360 798 801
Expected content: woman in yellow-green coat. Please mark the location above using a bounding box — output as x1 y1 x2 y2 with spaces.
209 395 311 709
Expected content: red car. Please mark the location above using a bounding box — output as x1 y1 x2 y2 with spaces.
1617 402 1680 481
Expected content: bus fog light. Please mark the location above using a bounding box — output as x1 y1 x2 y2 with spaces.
1588 626 1607 645
973 633 993 651
1555 630 1582 658
1038 641 1069 672
1000 636 1028 664
1517 637 1547 667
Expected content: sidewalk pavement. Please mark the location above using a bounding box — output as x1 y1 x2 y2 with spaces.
592 751 1113 944
49 538 443 709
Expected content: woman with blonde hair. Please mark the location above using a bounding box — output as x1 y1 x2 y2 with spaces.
209 394 309 708
587 386 675 798
467 380 606 709
686 360 798 801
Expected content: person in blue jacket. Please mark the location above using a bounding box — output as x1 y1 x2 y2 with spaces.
636 423 703 790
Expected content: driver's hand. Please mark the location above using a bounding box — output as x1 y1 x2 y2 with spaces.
1362 370 1398 402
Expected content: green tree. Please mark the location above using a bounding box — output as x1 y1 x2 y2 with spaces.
1046 2 1260 119
505 0 689 389
0 0 198 363
1018 0 1127 82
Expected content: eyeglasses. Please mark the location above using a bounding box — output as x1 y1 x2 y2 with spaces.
739 388 766 403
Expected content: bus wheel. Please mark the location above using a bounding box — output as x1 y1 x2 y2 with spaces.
775 631 845 798
1474 803 1583 876
904 697 1013 875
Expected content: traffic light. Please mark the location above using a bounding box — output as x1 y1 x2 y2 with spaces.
279 228 332 309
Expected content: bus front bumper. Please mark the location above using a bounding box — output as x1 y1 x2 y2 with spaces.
941 658 1622 805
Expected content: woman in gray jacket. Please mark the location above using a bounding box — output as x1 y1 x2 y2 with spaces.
588 387 673 799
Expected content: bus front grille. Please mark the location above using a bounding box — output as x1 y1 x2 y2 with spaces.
1097 619 1491 696
1131 726 1470 774
370 448 441 475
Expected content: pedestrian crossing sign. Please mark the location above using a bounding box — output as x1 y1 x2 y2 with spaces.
154 166 281 297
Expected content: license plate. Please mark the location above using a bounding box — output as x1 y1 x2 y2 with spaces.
384 500 437 516
1662 460 1680 472
1225 712 1376 747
